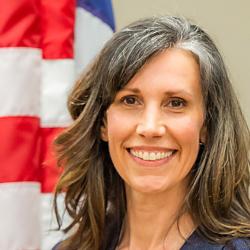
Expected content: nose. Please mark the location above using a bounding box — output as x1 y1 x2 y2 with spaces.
136 106 166 138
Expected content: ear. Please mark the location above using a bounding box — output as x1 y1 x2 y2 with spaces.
200 125 207 144
100 119 108 142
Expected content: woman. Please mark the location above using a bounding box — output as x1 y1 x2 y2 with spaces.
53 16 250 249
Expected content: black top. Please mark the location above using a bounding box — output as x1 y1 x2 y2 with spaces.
181 230 250 249
53 230 250 250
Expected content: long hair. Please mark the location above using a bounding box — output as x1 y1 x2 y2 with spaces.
53 16 250 250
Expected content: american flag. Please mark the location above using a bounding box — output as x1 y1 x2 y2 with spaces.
0 0 115 249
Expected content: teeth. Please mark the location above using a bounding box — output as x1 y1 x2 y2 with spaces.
130 150 174 161
143 152 149 160
150 152 156 160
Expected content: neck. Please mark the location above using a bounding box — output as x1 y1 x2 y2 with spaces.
118 185 196 250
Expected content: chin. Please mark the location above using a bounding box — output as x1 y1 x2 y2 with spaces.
130 176 170 194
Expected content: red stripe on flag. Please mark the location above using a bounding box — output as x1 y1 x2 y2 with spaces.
41 0 76 59
0 116 40 182
0 0 40 48
40 127 64 193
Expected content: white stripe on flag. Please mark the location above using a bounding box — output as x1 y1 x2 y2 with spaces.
0 48 41 117
75 7 114 76
0 182 41 250
41 193 71 250
41 59 74 127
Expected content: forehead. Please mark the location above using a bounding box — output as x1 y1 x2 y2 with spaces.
123 48 201 95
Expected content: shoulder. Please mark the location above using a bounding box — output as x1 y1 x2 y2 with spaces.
52 242 61 250
182 231 223 249
182 231 250 250
225 237 250 249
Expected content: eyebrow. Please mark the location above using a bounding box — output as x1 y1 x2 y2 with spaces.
120 87 194 98
120 87 140 93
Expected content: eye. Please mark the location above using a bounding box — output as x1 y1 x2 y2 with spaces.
120 95 140 105
167 98 186 108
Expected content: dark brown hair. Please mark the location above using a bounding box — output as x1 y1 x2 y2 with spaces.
53 16 250 250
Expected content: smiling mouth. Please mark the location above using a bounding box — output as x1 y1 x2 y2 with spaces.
128 149 176 161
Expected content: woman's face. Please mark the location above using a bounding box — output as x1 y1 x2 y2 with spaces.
101 48 206 195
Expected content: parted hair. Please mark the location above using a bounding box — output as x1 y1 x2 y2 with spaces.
54 16 250 250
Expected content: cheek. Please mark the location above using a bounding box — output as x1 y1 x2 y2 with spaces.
106 108 136 142
168 116 203 174
168 115 202 145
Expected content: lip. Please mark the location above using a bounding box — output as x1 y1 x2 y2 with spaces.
127 146 177 168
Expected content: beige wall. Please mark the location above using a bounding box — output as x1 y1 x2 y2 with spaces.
112 0 250 125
